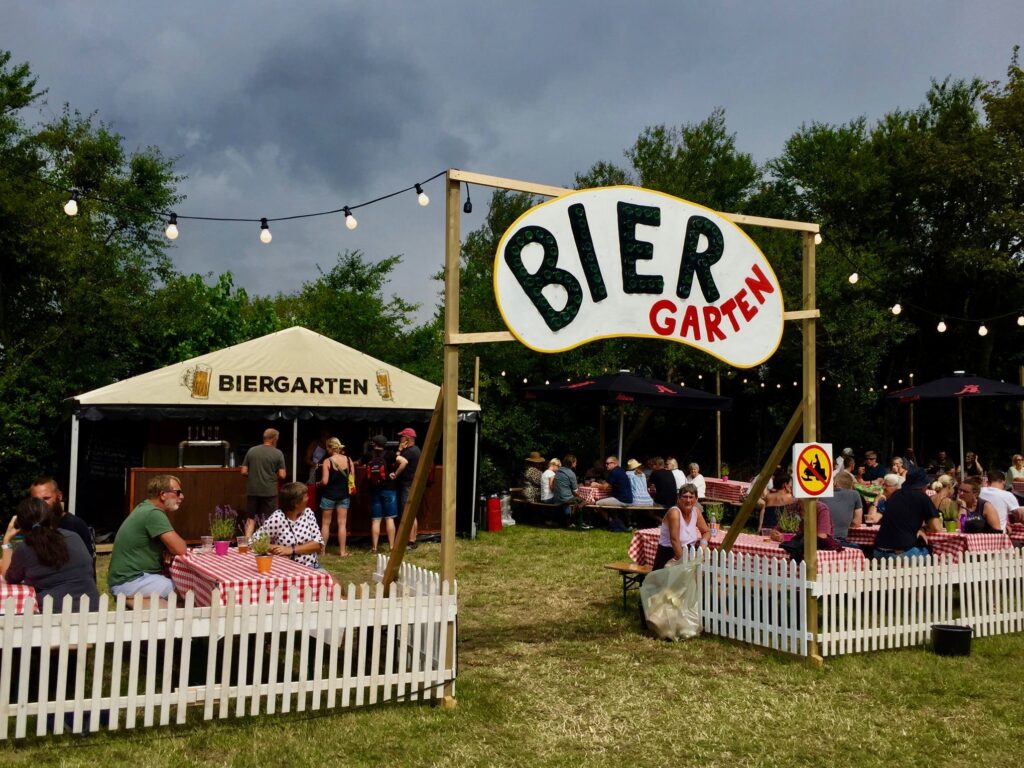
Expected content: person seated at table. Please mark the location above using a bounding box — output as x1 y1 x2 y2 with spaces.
867 473 903 521
520 451 547 502
108 474 188 601
960 452 984 479
929 474 958 527
592 456 632 529
553 454 588 529
648 457 678 509
581 459 605 485
903 448 918 469
834 447 855 474
979 470 1021 529
665 457 685 490
928 450 954 476
768 499 834 543
959 477 1001 534
874 468 942 558
686 462 707 500
758 470 794 531
540 458 560 503
1 498 99 611
823 471 863 545
857 450 886 482
252 481 325 569
1008 454 1024 485
652 484 710 570
889 456 908 479
626 459 655 506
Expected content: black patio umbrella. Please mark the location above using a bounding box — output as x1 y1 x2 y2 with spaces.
524 371 732 459
888 373 1024 474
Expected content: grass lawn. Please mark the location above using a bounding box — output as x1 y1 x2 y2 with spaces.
4 524 1024 766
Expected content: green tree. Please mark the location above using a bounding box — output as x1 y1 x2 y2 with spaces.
0 52 183 502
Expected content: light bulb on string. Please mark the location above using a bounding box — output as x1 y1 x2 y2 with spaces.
343 206 357 230
64 191 79 216
848 272 859 284
414 183 429 207
500 370 506 377
522 377 527 384
164 213 179 241
1018 314 1024 327
259 218 272 244
891 303 902 316
463 184 473 214
978 324 988 337
937 319 947 333
814 233 822 245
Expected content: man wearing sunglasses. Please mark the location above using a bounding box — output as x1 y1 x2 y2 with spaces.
108 475 188 601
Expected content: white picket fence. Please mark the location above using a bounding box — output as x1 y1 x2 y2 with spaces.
0 563 456 740
816 549 1024 656
685 547 1024 657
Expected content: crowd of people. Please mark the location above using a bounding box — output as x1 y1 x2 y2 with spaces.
0 425 427 607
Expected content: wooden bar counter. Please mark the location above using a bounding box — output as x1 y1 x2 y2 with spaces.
129 466 444 542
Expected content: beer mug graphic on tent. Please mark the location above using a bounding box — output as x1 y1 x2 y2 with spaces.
375 369 394 401
181 363 213 399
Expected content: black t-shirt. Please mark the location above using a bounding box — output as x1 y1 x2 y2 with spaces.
400 444 421 487
875 487 939 551
862 464 886 482
649 469 678 507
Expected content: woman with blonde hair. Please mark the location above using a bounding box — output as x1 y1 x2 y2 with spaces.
319 437 354 556
930 474 958 528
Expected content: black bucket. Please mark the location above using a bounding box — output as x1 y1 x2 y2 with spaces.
932 624 972 656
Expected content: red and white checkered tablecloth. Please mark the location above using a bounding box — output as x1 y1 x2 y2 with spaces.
1012 478 1024 494
846 525 880 547
703 478 752 505
577 485 611 504
845 526 1010 562
1009 522 1024 546
0 580 36 614
170 549 335 607
627 528 864 572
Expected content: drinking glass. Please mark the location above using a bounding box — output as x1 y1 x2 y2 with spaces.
201 535 213 553
237 536 249 554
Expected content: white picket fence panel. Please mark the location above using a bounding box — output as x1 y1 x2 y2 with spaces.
0 567 456 740
683 546 1024 657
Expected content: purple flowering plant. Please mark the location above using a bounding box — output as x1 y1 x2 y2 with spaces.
210 504 237 540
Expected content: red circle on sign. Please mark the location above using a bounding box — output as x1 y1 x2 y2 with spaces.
795 444 832 496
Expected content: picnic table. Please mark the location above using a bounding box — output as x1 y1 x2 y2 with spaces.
846 524 1012 562
1009 522 1024 546
170 549 335 607
627 527 864 573
0 580 36 614
703 477 751 505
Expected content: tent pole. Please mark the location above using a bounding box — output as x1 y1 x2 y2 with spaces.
68 413 80 516
470 418 480 539
800 229 822 665
958 399 964 479
292 417 299 481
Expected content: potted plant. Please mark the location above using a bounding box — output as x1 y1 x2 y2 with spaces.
209 505 237 556
776 505 802 541
720 463 730 481
250 531 273 573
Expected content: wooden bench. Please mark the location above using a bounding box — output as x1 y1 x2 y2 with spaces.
604 561 652 609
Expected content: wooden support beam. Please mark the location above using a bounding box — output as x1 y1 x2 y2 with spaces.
801 230 822 664
446 168 570 198
446 331 516 345
720 402 804 551
783 309 820 321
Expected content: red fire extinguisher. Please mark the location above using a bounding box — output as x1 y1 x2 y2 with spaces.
487 494 502 532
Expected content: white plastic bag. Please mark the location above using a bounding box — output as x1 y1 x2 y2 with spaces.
640 558 701 641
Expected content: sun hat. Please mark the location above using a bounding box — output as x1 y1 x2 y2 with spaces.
398 427 417 439
525 451 546 463
626 459 642 470
371 434 387 448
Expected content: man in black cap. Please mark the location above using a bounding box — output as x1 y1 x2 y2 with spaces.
873 467 942 558
394 427 420 549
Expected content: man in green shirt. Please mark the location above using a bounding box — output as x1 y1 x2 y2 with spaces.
108 474 188 601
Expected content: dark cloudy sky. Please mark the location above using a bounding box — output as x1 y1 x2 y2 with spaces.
7 3 1022 322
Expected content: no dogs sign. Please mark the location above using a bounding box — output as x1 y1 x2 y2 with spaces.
792 443 833 499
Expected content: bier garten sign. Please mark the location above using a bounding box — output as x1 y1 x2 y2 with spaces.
494 186 784 368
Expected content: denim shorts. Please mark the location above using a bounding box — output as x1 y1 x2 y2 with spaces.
319 496 351 510
110 572 175 598
370 489 398 520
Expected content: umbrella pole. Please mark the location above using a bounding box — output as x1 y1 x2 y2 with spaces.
618 405 624 460
958 398 964 479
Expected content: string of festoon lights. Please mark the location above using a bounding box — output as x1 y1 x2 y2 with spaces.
56 169 452 243
838 243 1023 336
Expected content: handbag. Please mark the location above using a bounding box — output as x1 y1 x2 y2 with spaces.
347 460 357 495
